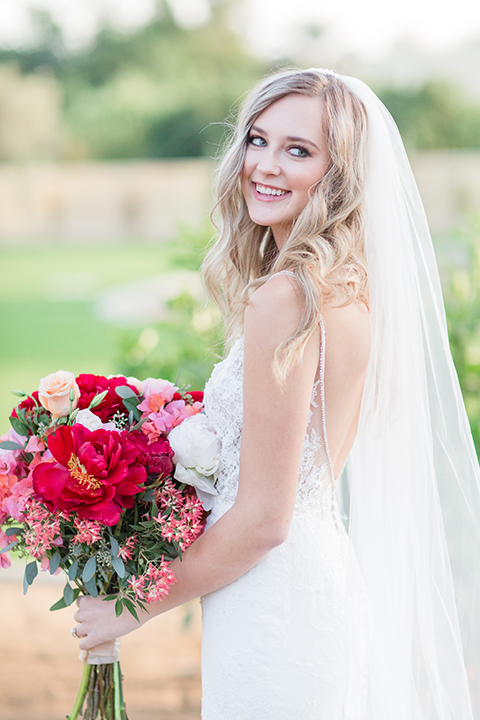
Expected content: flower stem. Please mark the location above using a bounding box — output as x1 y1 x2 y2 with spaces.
67 662 92 720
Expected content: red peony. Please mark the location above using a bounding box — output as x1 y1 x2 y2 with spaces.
76 374 139 422
129 433 174 479
173 391 204 404
32 425 147 525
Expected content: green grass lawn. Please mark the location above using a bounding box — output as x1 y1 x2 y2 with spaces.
0 242 180 433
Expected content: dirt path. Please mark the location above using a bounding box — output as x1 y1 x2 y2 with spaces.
0 565 201 720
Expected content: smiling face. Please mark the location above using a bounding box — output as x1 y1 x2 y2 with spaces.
241 93 329 248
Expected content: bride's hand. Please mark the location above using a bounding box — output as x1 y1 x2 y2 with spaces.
73 595 150 652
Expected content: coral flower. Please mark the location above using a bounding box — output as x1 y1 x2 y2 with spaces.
32 425 146 526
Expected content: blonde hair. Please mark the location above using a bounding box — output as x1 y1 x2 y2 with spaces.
202 68 369 382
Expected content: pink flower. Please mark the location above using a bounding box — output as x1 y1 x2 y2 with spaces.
140 400 203 443
72 518 103 545
0 529 12 569
141 378 176 402
118 535 137 561
40 555 61 574
3 476 33 521
127 574 146 600
25 436 45 453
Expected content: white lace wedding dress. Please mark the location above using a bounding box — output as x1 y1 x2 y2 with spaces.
201 320 369 720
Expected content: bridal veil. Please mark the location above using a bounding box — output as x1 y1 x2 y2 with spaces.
317 72 480 718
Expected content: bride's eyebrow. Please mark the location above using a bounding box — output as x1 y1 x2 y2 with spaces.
250 125 319 150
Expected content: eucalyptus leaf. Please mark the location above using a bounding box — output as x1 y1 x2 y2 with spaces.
84 575 98 597
0 440 24 451
68 560 79 581
110 535 120 557
115 386 137 399
82 556 97 583
5 526 22 536
25 560 38 585
111 555 125 578
49 596 68 611
0 540 18 554
49 550 61 574
142 488 156 502
63 582 75 606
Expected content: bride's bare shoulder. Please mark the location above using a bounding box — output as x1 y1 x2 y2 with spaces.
244 273 305 346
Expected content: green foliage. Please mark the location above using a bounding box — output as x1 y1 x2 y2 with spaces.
379 81 480 149
443 219 480 453
117 223 223 390
0 1 266 160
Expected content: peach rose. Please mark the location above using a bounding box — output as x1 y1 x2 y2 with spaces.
38 370 80 419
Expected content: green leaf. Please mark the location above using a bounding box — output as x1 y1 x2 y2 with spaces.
111 555 125 578
9 415 28 436
25 560 38 585
123 598 140 622
49 550 61 574
5 526 22 536
84 575 98 597
0 440 24 451
110 535 120 557
115 386 137 399
82 556 96 583
11 390 27 398
63 582 75 606
49 596 68 611
0 540 18 554
50 588 81 611
89 389 109 409
68 560 79 581
115 599 124 617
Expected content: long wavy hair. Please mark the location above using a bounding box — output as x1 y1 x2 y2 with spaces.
202 68 369 383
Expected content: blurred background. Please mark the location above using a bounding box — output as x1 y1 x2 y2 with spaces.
1 0 480 717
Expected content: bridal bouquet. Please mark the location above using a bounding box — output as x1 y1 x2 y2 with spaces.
0 370 220 720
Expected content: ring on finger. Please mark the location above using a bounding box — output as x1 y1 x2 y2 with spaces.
70 627 81 639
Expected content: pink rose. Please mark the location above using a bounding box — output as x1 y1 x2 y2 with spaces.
38 370 80 419
141 378 177 402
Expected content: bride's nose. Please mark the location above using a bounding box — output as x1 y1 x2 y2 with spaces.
256 148 281 176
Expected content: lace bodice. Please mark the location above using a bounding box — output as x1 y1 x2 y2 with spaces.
203 320 339 528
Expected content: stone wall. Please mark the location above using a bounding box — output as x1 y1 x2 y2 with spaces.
0 153 479 244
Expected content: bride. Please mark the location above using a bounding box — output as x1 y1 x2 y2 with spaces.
73 69 480 719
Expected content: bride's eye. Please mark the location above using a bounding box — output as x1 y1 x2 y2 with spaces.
289 145 311 158
247 135 267 147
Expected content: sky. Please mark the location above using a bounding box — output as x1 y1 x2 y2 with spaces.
0 0 479 61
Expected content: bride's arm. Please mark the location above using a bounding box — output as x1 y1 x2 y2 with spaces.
75 274 320 650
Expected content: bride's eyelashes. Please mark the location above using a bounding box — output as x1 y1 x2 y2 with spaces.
246 134 312 158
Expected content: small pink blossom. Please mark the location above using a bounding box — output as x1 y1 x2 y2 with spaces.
72 518 102 545
127 574 146 600
118 535 137 561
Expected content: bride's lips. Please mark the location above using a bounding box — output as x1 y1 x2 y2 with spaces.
252 182 291 202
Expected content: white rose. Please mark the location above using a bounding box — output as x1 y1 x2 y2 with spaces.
75 409 118 432
168 414 221 477
173 465 218 511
